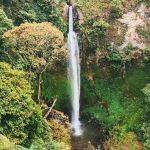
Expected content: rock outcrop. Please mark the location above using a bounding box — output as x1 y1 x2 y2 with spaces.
118 3 150 50
48 109 71 129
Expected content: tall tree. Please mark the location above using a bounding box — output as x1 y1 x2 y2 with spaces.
2 22 67 104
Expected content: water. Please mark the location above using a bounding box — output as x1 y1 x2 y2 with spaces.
67 6 82 136
71 122 105 150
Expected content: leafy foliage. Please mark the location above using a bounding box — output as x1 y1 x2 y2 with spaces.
0 62 42 144
76 0 109 21
143 46 150 61
0 134 28 150
0 8 13 41
110 0 124 18
2 22 67 72
142 84 150 103
141 84 150 150
81 66 148 130
27 118 69 150
41 71 70 109
48 120 71 144
29 137 59 150
0 134 12 149
0 0 67 32
81 66 150 149
78 19 109 53
141 123 150 150
104 131 140 150
0 1 150 150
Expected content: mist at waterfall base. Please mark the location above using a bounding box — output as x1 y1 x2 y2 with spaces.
67 6 82 136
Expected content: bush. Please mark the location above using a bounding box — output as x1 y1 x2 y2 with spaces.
104 130 140 150
142 84 150 103
79 19 109 52
141 84 150 150
110 0 123 18
141 123 150 150
48 120 70 144
0 134 29 150
29 138 59 150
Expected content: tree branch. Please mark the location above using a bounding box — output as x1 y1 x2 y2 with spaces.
44 97 57 119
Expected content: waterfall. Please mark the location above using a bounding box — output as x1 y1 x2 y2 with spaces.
67 6 82 136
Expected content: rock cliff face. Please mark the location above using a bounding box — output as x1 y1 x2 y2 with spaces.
107 3 150 51
118 3 150 50
77 2 150 66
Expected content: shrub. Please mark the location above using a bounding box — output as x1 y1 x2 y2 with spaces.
110 0 123 18
29 138 59 150
104 130 140 150
141 123 150 150
142 84 150 103
141 84 150 150
48 120 71 144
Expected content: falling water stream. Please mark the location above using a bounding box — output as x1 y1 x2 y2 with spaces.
67 6 82 136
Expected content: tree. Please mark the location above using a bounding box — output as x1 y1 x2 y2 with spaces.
0 62 42 144
2 22 67 104
0 0 67 32
0 9 13 42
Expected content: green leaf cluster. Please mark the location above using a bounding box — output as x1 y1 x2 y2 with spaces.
41 71 70 110
110 0 124 18
2 22 66 71
0 62 42 144
0 8 13 41
81 69 146 130
0 0 67 32
141 84 150 149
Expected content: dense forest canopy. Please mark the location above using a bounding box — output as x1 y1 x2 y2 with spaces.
0 0 150 150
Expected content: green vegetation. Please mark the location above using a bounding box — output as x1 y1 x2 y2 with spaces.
81 73 144 129
0 8 13 42
0 62 65 149
141 84 150 150
2 22 66 70
0 0 67 32
41 71 70 109
1 22 67 105
0 0 150 149
0 7 70 148
81 66 150 149
0 62 41 143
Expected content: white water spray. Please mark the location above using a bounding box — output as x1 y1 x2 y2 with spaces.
67 6 82 136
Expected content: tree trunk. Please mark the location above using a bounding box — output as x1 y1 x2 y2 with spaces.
38 73 42 105
37 65 49 105
121 61 126 79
